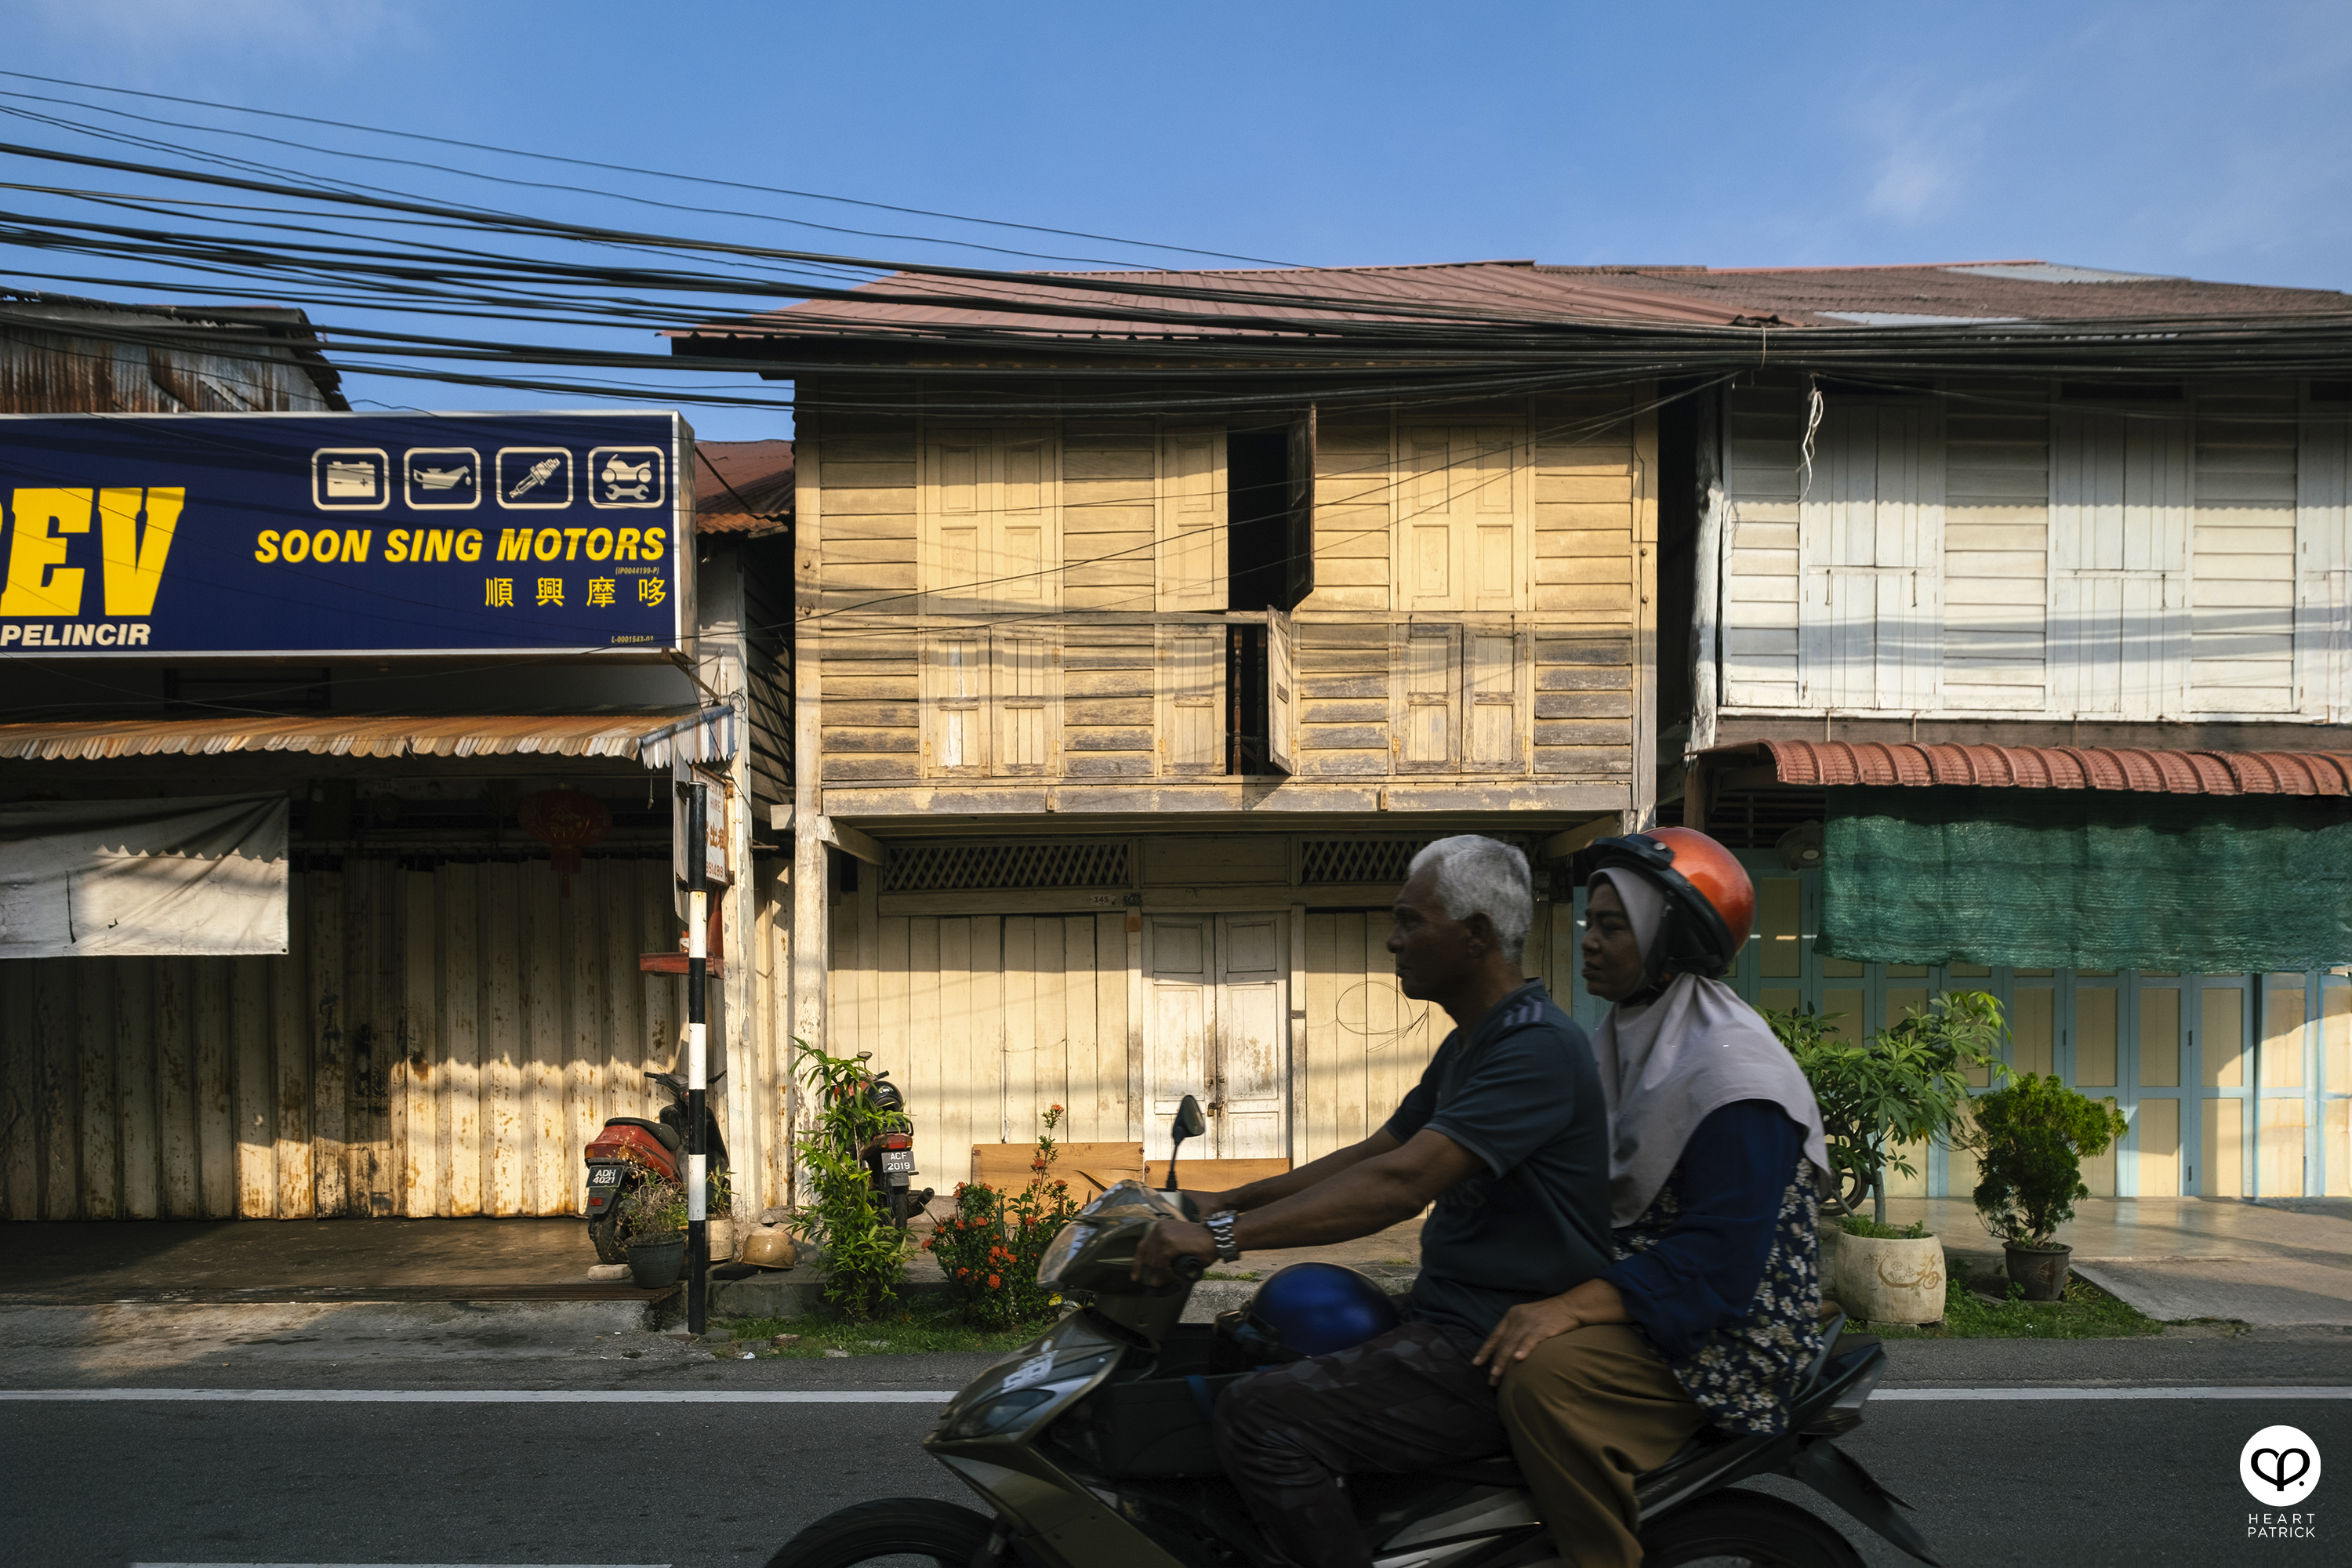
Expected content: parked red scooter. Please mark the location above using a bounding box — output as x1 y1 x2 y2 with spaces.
583 1069 729 1264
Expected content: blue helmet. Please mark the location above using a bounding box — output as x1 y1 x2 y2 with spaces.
1239 1262 1401 1359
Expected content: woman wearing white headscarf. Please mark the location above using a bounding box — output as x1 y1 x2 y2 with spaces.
1467 829 1830 1568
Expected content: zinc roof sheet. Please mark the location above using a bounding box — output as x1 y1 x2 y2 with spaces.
0 710 733 766
698 259 2349 343
694 440 793 535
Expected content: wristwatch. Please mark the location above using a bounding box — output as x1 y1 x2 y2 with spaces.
1204 1209 1243 1264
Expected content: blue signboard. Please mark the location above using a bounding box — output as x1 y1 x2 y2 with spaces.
0 412 691 655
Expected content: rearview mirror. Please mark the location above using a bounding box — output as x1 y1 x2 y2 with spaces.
1163 1094 1208 1191
1174 1094 1207 1141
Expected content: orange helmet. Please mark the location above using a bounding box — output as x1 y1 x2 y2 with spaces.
1585 827 1755 982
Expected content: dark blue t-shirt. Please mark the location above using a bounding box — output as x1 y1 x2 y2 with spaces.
1384 980 1614 1336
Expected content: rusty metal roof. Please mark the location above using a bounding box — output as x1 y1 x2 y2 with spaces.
689 258 2349 344
695 439 793 535
0 709 735 767
1736 739 2352 796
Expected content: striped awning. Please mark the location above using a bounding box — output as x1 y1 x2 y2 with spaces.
0 706 737 767
1719 739 2352 796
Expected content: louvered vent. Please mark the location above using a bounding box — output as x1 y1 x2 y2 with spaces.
882 841 1131 894
1298 838 1442 887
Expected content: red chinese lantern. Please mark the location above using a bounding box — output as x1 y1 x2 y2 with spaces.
518 786 612 895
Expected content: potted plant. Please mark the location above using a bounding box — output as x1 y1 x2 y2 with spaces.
792 1039 912 1320
619 1174 689 1289
1769 991 2007 1325
1962 1072 2128 1301
927 1106 1083 1330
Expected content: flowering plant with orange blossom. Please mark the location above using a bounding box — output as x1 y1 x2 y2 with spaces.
926 1105 1080 1330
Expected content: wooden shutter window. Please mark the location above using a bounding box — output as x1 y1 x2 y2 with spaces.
1470 429 1518 612
995 632 1052 773
1000 437 1047 603
924 428 1061 613
1405 428 1455 607
1160 430 1227 611
1400 625 1457 769
1163 627 1222 773
2050 409 2188 718
1403 425 1527 612
1798 402 1946 712
932 637 986 773
1467 632 1518 770
1266 608 1298 774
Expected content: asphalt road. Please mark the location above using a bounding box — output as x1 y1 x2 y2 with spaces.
2 1344 2345 1566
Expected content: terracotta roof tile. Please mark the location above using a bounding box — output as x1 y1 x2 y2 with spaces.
1740 740 2352 797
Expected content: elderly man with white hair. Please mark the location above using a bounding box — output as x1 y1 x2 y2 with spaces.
1136 833 1614 1568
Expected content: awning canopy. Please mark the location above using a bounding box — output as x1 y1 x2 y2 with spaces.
0 706 737 768
1711 739 2352 796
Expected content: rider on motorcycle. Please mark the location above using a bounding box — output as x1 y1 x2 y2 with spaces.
1474 829 1831 1568
1136 833 1615 1568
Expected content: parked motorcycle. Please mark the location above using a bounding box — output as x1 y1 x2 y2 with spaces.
767 1103 1938 1568
830 1051 934 1229
583 1069 730 1265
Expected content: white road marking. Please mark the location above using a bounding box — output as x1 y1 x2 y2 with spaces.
1875 1385 2351 1400
136 1563 670 1566
4 1387 950 1403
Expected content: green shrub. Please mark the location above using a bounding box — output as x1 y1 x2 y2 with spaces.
1835 1214 1929 1240
619 1174 687 1239
926 1105 1081 1330
1768 990 2009 1225
1964 1072 2128 1250
791 1039 911 1320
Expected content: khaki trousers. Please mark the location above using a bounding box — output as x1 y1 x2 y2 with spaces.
1496 1324 1707 1568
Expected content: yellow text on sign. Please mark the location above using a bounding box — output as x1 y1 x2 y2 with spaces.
0 488 183 617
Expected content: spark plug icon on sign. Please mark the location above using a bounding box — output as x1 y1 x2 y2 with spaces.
601 453 653 502
508 457 563 501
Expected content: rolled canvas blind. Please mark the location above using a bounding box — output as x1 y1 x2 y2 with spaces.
1820 786 2352 971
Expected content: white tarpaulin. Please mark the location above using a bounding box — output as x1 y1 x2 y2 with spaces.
0 795 289 957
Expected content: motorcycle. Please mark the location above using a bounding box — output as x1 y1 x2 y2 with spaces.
583 1069 730 1265
830 1051 934 1229
768 1101 1939 1568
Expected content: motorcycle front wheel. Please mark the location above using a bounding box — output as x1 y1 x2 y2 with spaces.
766 1497 995 1568
1639 1489 1865 1567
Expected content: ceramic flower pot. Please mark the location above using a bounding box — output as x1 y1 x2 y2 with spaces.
626 1235 686 1289
2003 1243 2071 1302
1834 1232 1947 1324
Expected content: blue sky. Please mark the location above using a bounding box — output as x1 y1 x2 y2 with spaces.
8 0 2350 440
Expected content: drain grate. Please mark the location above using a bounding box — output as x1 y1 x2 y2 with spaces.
881 840 1131 894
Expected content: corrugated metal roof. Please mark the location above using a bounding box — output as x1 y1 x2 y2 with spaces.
689 258 2349 343
694 439 793 535
1742 740 2352 796
0 708 736 766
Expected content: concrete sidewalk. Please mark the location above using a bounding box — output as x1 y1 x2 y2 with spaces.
2 1218 670 1306
1864 1196 2352 1327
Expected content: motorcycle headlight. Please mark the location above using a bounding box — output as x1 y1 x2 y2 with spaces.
942 1376 1091 1441
1035 1222 1097 1288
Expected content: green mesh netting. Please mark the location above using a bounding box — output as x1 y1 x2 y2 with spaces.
1820 787 2352 971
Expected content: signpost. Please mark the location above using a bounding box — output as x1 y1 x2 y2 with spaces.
0 411 691 655
684 778 711 1337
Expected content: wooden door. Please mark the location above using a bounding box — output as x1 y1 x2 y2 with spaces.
1145 916 1214 1163
1215 913 1287 1159
1144 913 1288 1161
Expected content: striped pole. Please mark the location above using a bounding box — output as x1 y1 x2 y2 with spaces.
685 780 708 1337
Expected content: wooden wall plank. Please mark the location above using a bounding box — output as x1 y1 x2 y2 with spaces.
271 875 311 1218
233 956 274 1218
1 966 37 1218
37 964 78 1219
193 960 234 1218
400 871 438 1218
481 862 522 1216
154 957 195 1218
1003 916 1037 1145
77 963 118 1219
307 869 348 1217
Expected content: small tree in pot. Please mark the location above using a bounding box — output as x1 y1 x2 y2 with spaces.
1769 992 2008 1326
1962 1073 2128 1301
619 1174 689 1289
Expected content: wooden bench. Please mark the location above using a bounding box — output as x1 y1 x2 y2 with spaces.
1146 1157 1294 1195
970 1141 1145 1197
